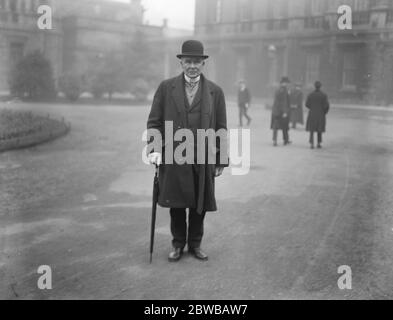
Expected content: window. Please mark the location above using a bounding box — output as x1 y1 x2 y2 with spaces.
305 53 320 86
353 0 369 11
9 43 25 66
267 1 274 18
20 0 26 12
215 0 222 23
0 0 5 10
239 0 251 21
311 0 324 15
342 52 357 89
10 0 17 11
10 0 18 23
279 0 288 18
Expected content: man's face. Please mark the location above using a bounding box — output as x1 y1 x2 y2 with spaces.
281 82 288 89
180 57 205 79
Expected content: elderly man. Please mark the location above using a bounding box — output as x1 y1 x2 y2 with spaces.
271 77 291 146
146 40 228 262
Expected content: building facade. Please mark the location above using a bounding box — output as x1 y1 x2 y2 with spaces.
193 0 393 104
0 0 161 94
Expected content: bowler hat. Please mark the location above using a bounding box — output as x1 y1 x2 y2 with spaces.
177 40 209 59
280 76 290 84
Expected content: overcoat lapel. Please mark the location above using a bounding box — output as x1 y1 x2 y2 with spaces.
171 74 187 126
196 74 214 214
200 74 213 130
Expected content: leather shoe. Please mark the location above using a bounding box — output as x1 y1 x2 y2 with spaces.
168 247 183 262
189 247 208 261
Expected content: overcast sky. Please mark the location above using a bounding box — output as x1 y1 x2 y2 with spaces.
114 0 195 30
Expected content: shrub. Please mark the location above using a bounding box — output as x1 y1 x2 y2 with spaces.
8 51 56 101
58 73 83 101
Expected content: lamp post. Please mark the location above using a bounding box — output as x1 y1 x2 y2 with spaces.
268 44 277 86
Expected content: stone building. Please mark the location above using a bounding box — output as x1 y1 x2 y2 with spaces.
192 0 393 104
0 0 161 94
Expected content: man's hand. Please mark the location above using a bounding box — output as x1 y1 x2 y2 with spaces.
283 113 288 118
215 166 224 177
148 152 162 166
245 103 249 109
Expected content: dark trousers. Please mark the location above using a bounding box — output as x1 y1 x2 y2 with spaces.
309 131 322 145
273 128 289 143
170 208 206 249
238 104 251 126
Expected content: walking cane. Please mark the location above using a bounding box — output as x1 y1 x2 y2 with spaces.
149 164 159 263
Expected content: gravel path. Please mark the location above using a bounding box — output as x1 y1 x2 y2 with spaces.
0 102 392 299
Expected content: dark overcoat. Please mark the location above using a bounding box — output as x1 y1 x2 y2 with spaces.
305 89 330 133
289 89 304 125
271 87 290 130
238 88 250 106
147 73 228 213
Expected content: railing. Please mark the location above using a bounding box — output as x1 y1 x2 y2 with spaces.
352 11 371 25
304 16 329 29
0 10 41 28
196 10 393 36
266 19 288 31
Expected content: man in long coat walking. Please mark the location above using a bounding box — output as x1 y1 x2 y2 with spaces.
271 77 291 146
146 40 228 262
305 81 330 149
237 80 252 127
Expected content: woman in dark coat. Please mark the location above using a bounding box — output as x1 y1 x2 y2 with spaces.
305 81 330 149
289 83 304 128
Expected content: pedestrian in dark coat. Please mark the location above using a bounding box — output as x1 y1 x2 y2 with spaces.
237 80 251 127
146 40 228 262
305 81 330 149
271 76 291 146
289 83 304 128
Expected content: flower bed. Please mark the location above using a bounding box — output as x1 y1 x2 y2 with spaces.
0 109 70 152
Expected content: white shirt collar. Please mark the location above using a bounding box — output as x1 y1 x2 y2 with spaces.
184 74 200 84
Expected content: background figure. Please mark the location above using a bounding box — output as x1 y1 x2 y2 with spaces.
237 80 252 127
271 77 291 146
289 83 304 129
305 81 330 149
